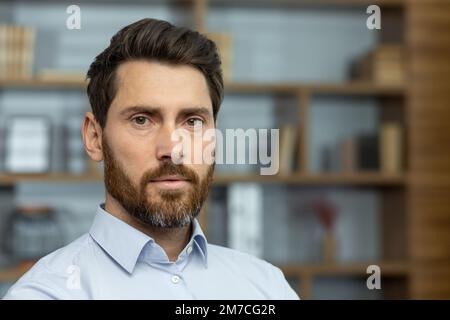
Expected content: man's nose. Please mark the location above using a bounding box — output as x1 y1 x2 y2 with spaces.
155 124 178 162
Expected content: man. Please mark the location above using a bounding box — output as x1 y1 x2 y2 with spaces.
3 18 299 300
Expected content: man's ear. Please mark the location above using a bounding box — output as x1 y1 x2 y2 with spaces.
82 112 103 162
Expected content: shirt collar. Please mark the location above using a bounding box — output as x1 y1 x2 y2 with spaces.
89 204 208 273
191 218 208 268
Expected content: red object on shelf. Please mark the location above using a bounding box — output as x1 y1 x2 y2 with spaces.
312 197 337 231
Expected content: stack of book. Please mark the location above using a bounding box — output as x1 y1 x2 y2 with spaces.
337 122 403 173
353 44 405 85
0 24 35 79
4 117 51 173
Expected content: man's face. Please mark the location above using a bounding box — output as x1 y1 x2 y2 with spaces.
102 60 215 228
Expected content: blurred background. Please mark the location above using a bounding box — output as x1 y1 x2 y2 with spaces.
0 0 449 299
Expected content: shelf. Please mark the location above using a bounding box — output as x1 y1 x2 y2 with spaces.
0 78 405 96
0 261 35 283
227 81 405 96
279 261 410 277
213 172 406 186
0 77 88 89
0 268 25 283
209 0 405 8
0 173 103 185
0 172 406 186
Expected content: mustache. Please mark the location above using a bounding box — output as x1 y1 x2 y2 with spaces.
140 162 199 186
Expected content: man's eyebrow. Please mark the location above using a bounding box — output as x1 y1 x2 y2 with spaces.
177 107 213 119
119 105 161 117
119 105 213 120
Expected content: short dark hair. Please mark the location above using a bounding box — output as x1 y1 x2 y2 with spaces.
86 18 224 128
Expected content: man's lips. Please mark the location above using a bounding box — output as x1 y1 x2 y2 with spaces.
150 175 189 182
149 175 190 189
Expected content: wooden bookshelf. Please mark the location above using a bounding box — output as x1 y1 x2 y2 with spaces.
0 78 404 96
0 0 448 300
407 0 450 299
280 261 410 299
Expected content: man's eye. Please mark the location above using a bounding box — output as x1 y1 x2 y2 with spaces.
132 116 149 126
186 118 204 127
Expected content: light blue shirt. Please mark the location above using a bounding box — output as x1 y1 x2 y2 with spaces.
3 204 299 300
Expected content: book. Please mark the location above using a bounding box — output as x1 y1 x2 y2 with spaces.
0 24 35 79
227 183 263 258
0 25 9 79
380 122 403 173
338 137 357 172
21 26 35 78
4 117 51 173
278 125 298 175
0 125 4 171
353 44 405 85
355 134 379 171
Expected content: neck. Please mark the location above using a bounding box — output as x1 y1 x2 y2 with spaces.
104 194 192 262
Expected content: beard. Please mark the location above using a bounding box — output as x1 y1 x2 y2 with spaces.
102 136 214 228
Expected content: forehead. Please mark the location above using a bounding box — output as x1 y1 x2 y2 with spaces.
110 60 212 115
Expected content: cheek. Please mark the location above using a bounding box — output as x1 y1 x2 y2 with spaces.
186 129 216 165
108 132 158 180
188 163 211 180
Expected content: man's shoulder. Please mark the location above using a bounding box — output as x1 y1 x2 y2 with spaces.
208 243 267 262
207 244 299 299
29 233 94 275
2 233 94 299
207 244 284 277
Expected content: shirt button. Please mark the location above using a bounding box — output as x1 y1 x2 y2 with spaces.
186 246 193 255
171 275 181 284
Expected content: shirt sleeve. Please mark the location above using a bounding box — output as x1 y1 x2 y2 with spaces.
272 265 301 300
